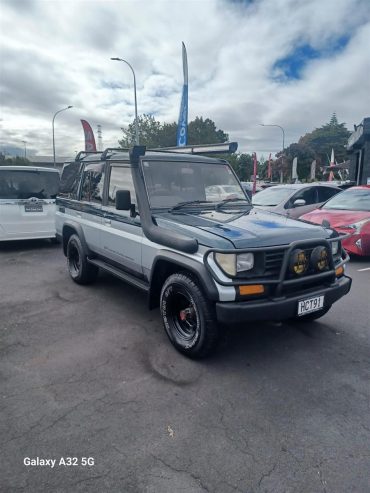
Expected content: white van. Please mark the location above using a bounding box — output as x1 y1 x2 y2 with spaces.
0 166 60 242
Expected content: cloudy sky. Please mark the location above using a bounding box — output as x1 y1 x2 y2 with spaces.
1 0 369 159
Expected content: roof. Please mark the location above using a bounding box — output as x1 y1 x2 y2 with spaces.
27 155 72 164
79 149 226 165
266 183 341 190
0 166 59 172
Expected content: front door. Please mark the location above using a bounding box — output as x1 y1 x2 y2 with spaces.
100 165 143 276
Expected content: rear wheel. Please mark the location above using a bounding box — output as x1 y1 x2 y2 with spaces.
160 272 219 358
294 305 332 322
66 234 98 284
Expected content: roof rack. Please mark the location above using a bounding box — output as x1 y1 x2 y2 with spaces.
100 147 129 161
77 142 239 164
74 151 102 162
148 142 238 155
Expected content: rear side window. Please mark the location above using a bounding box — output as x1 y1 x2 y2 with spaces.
108 166 136 207
317 186 340 202
0 170 60 199
288 187 317 207
80 163 104 203
59 162 83 199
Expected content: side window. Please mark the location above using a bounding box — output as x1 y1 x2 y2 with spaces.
59 162 83 199
290 187 317 206
317 187 339 202
90 170 104 203
108 167 136 208
80 163 104 203
80 171 90 201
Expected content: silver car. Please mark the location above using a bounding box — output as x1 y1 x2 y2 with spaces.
251 183 341 218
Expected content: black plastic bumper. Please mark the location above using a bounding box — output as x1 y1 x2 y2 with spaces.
215 276 351 324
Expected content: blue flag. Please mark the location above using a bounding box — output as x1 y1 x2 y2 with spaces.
177 42 188 147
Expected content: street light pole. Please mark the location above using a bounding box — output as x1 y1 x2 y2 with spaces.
259 123 285 182
52 106 73 167
22 140 27 159
111 57 139 145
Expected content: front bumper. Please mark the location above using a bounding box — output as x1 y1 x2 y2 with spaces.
216 275 351 323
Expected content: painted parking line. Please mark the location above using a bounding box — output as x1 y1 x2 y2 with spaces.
357 267 370 272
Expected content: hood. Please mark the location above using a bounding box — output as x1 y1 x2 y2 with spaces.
301 208 370 228
156 207 330 249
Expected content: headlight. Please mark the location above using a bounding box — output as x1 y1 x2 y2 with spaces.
331 241 339 256
344 219 370 233
215 253 236 276
214 252 255 277
236 253 254 272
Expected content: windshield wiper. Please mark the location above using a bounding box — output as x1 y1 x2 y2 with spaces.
215 198 251 211
170 200 213 211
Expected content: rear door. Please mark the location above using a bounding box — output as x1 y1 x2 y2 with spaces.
0 169 59 240
78 163 105 254
286 187 318 218
100 164 143 276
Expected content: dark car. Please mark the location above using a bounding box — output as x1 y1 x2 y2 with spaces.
57 146 351 358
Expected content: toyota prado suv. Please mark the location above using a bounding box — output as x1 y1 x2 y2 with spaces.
56 144 351 358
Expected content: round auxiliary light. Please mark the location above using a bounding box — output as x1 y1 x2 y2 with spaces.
289 249 308 276
311 246 329 272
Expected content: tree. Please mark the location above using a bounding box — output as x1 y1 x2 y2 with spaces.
187 117 228 145
227 153 254 181
299 113 350 166
119 114 164 148
119 115 228 148
280 143 315 181
0 153 30 166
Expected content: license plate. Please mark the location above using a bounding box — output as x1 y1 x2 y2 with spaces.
25 204 43 212
297 295 324 316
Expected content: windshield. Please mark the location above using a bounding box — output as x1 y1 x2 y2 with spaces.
252 186 294 206
322 188 370 211
142 160 247 209
0 169 60 199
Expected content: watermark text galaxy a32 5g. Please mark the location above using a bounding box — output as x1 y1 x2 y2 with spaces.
56 143 351 358
23 457 95 468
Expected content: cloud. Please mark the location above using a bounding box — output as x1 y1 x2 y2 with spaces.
0 0 369 158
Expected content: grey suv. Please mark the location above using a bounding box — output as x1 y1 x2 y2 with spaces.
56 146 351 358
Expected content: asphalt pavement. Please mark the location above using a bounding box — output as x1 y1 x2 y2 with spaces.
0 240 369 493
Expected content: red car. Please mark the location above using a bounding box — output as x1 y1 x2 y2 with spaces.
300 186 370 256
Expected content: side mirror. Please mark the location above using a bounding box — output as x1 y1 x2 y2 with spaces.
293 198 306 207
116 190 131 210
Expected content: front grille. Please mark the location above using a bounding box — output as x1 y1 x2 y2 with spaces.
265 250 285 276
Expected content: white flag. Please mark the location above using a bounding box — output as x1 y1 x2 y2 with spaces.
292 157 298 180
310 160 316 180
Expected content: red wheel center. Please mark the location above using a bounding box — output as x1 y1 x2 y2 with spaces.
179 307 194 321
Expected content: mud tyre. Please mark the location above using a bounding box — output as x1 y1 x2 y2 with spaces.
160 272 219 358
66 234 98 285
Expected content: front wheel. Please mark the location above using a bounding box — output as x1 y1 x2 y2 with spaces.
160 273 220 358
66 234 98 285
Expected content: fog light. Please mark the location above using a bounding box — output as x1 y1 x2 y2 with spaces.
289 249 308 275
239 284 264 296
311 246 329 272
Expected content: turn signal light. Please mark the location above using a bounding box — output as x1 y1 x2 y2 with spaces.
335 266 344 277
239 284 264 296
